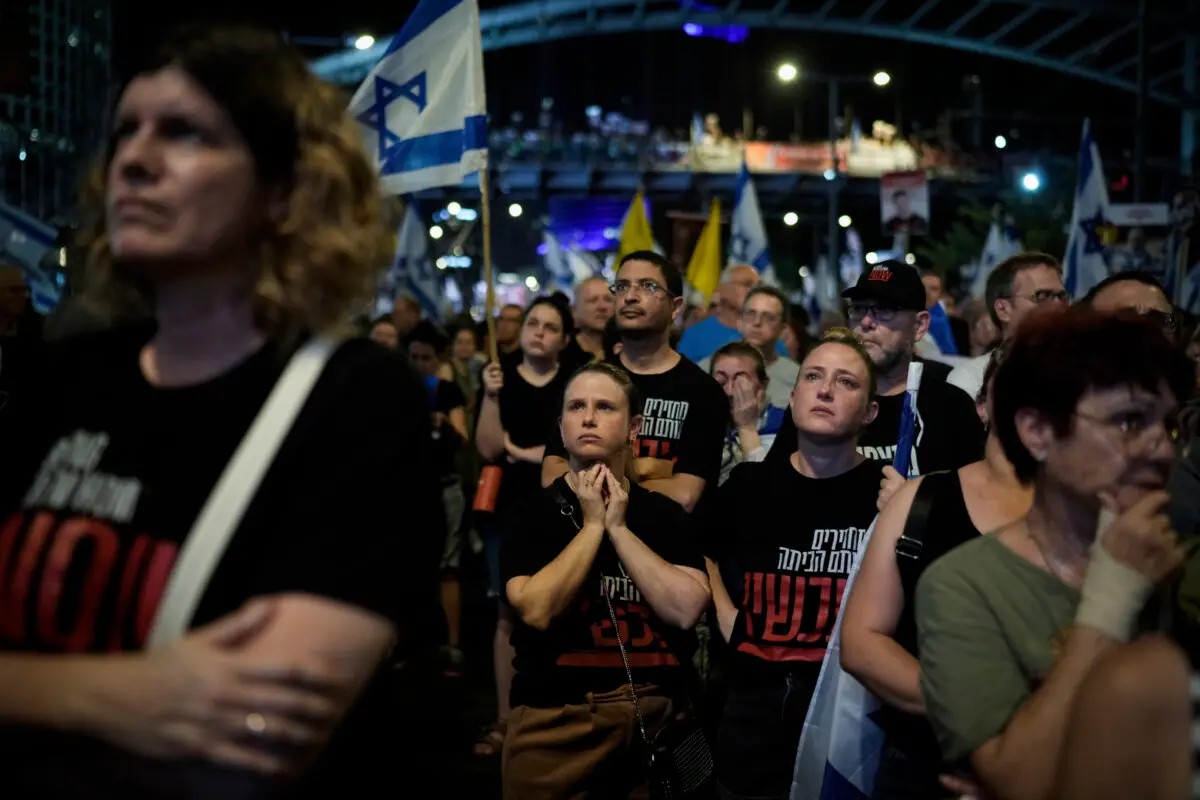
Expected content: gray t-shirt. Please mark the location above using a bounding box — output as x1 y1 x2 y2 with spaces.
917 535 1080 764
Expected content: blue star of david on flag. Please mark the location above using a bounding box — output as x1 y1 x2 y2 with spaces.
347 0 488 196
356 73 429 163
1078 209 1109 256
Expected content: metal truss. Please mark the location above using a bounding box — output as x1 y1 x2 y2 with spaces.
311 0 1198 109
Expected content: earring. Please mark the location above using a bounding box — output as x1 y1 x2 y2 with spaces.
1035 452 1047 463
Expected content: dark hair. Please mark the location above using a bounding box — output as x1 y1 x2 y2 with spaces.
711 341 768 384
986 252 1062 329
617 250 684 298
499 303 523 318
813 327 877 397
745 285 790 318
402 319 449 353
993 306 1195 482
525 294 575 339
370 315 395 330
1080 270 1171 307
564 361 645 418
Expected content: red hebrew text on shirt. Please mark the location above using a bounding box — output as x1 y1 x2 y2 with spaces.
0 429 179 652
555 569 680 669
734 525 868 663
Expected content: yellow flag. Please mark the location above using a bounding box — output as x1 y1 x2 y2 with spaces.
617 192 656 262
686 199 722 303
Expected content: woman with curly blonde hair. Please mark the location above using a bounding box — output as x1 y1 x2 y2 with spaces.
0 24 442 798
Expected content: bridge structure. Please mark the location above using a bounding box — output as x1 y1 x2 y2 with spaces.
313 0 1200 179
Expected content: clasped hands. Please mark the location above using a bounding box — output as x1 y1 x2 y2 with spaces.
572 463 630 535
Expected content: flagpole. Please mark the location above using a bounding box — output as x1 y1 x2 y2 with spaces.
479 167 498 362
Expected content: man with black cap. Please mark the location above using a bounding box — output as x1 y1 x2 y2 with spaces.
841 260 985 476
768 261 985 481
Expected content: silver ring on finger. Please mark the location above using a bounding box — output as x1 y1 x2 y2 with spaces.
245 712 268 737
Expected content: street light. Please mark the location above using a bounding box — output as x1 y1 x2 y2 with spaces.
508 203 523 218
872 71 891 87
447 201 462 216
783 211 799 227
354 34 375 50
777 63 798 83
838 215 852 228
1021 172 1042 192
429 225 444 239
994 135 1007 149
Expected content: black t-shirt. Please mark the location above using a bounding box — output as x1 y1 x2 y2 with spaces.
0 325 443 798
500 476 705 707
703 455 880 797
480 361 571 521
429 377 466 481
855 378 984 474
546 354 728 488
705 456 881 687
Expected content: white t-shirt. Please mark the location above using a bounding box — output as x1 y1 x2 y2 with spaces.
946 353 991 401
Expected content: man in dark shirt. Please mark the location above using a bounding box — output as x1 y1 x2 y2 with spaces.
770 261 985 477
542 251 728 512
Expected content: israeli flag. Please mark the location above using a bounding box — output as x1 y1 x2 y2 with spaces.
728 162 775 283
971 217 1022 298
349 0 488 196
385 202 440 318
1063 119 1111 300
542 231 575 294
792 516 884 800
0 201 61 313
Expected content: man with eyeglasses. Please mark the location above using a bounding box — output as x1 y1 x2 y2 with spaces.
947 252 1069 400
541 251 728 512
678 265 789 364
697 286 800 409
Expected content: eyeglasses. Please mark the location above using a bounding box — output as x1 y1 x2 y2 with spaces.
1014 289 1070 305
742 309 781 325
1139 308 1179 335
1074 409 1180 450
847 304 899 323
611 279 671 298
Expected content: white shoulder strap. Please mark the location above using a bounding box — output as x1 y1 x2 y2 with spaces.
146 334 341 648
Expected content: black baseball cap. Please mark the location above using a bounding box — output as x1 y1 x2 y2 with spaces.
841 260 927 311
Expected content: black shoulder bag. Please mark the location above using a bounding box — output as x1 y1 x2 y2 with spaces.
894 470 947 596
552 488 715 800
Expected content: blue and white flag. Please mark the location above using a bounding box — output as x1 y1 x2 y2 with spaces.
792 516 883 800
542 231 575 294
971 217 1022 298
1063 119 1111 300
349 0 488 196
0 201 61 313
385 202 440 318
728 162 775 284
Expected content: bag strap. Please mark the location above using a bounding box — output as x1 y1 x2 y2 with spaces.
894 469 949 592
551 486 652 748
146 334 341 648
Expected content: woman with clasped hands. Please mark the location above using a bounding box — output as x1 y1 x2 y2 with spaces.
501 362 711 799
914 307 1193 800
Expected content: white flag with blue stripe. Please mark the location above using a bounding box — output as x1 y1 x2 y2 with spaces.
728 162 776 284
542 231 575 294
386 202 440 318
349 0 488 196
1063 119 1111 300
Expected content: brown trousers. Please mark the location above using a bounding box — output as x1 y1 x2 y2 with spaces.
501 684 675 800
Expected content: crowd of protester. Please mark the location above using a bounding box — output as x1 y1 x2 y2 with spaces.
2 22 1200 800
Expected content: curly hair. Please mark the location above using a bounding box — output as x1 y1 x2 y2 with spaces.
75 24 395 337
